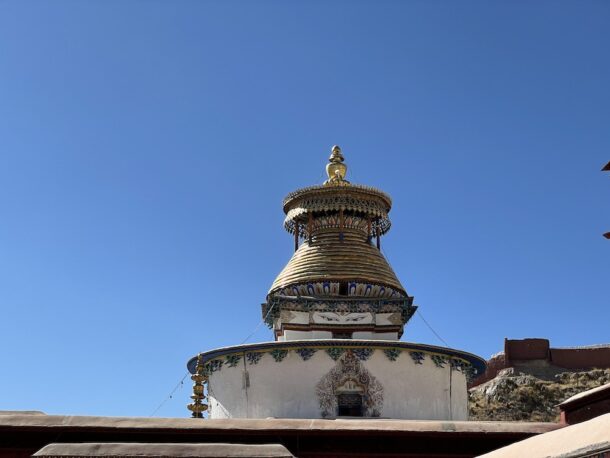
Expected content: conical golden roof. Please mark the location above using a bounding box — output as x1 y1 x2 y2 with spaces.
269 230 405 295
268 146 408 298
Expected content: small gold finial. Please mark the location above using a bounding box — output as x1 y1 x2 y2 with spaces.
330 145 344 162
324 145 350 186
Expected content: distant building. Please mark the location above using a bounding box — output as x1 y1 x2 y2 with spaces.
472 338 610 388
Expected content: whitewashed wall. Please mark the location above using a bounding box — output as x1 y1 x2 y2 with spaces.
206 344 468 420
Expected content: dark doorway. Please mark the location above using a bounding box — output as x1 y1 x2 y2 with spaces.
337 393 363 416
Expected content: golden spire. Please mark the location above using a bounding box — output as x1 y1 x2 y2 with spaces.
324 145 350 186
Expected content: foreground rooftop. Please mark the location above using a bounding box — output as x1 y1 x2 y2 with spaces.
0 412 559 458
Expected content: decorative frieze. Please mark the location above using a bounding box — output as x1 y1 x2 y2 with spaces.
190 343 485 383
270 349 288 362
290 213 373 239
262 296 415 329
449 358 478 381
450 358 465 371
200 347 478 377
246 352 263 365
450 358 475 379
272 283 405 301
383 348 401 361
296 348 317 361
463 365 477 383
276 281 338 297
409 351 425 365
225 354 241 368
282 184 393 237
353 348 374 361
431 355 448 368
204 359 223 375
326 347 346 361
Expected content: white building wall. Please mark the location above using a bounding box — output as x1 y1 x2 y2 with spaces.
352 331 398 340
207 346 468 420
283 330 334 340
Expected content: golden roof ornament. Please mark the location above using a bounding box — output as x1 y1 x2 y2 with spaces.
324 145 350 186
187 353 208 418
268 145 404 296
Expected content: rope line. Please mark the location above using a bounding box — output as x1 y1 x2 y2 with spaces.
149 372 189 417
379 245 450 347
239 302 275 345
416 309 450 347
149 302 276 417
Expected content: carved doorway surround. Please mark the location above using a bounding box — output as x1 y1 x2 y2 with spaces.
316 350 384 418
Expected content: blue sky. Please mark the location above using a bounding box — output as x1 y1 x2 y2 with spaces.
0 1 608 418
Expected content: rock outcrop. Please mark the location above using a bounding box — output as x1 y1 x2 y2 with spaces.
469 368 610 422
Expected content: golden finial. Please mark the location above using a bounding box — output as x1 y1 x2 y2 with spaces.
187 354 208 418
329 145 344 162
324 145 350 186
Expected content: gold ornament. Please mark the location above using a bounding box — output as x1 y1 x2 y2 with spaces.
187 354 208 418
324 145 350 186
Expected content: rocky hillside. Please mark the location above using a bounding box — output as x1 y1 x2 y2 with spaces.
469 368 610 422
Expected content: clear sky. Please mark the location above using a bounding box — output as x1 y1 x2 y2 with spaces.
0 1 608 418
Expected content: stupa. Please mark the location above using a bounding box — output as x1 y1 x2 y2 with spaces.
187 146 485 420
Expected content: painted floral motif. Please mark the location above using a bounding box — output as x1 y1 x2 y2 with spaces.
409 351 425 365
431 355 448 368
450 358 468 372
383 348 401 361
316 350 384 418
225 354 241 368
204 359 223 375
463 365 477 383
246 352 263 365
270 349 288 362
296 348 317 361
326 347 346 361
352 348 374 361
